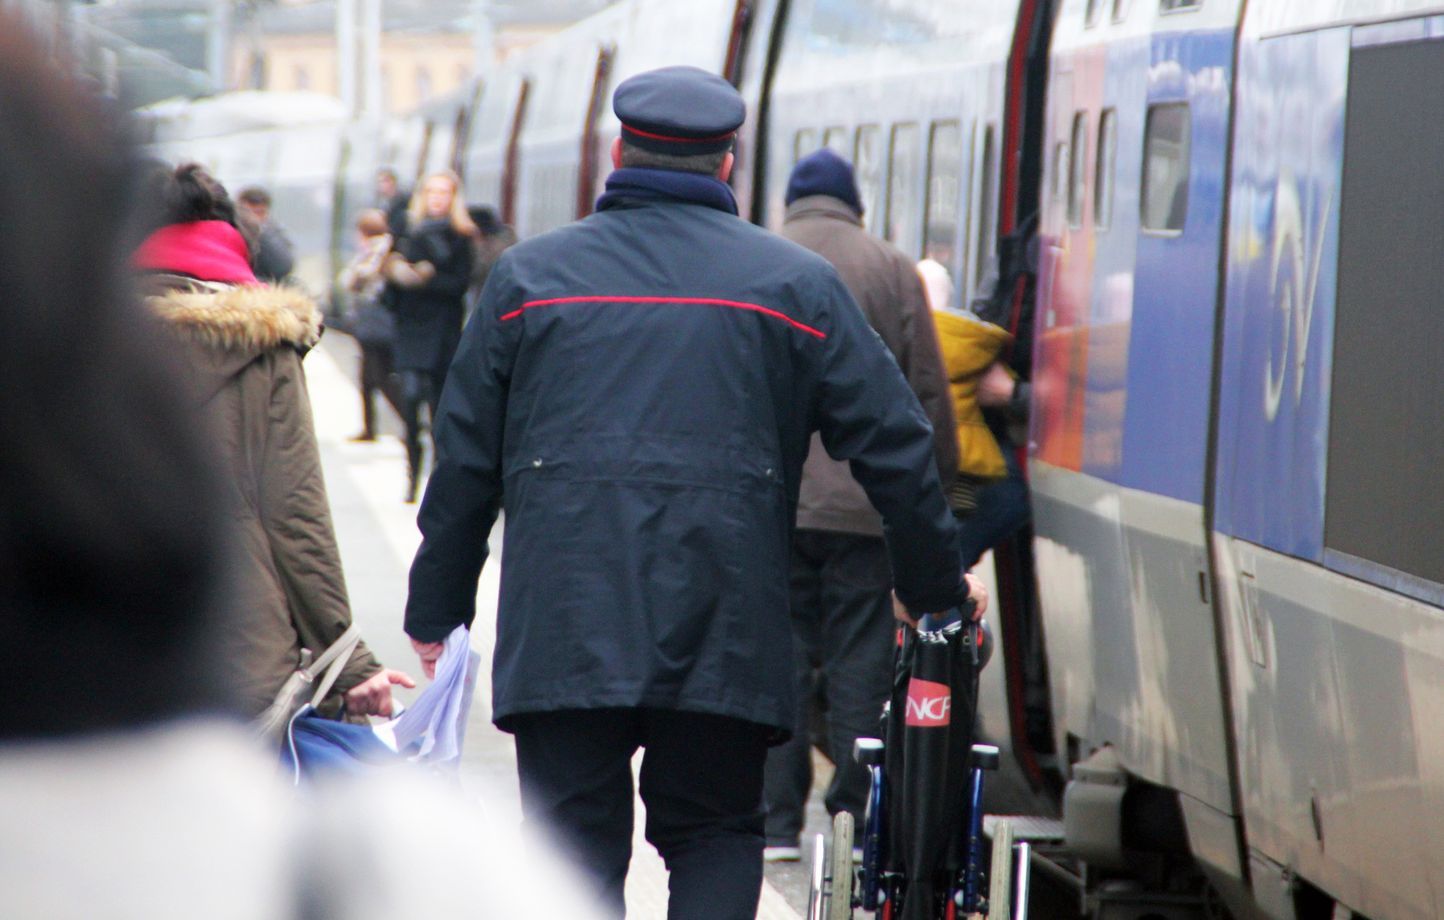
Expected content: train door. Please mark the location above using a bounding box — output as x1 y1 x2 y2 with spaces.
986 0 1063 799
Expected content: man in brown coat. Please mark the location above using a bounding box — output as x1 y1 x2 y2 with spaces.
763 148 959 859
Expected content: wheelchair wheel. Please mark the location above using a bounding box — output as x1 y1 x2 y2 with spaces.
828 811 855 920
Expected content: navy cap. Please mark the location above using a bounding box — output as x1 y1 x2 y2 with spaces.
613 65 745 156
786 148 864 215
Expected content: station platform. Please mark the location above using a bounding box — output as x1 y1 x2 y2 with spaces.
305 333 826 918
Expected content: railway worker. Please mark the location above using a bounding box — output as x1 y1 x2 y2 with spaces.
761 148 958 862
403 65 987 920
235 185 295 283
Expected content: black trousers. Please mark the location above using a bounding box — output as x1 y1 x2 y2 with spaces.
511 708 771 920
397 368 443 489
763 530 894 843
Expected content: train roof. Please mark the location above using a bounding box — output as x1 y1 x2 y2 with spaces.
134 90 348 141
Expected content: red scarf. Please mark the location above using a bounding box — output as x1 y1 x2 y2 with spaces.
132 220 258 284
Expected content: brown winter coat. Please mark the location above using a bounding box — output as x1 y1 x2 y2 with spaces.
781 196 959 537
144 277 381 717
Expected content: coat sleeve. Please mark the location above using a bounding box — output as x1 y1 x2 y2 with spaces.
261 350 381 699
417 227 475 299
404 255 521 641
807 270 969 613
897 257 959 486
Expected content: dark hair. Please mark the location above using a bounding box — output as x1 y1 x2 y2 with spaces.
0 15 234 738
139 161 258 262
236 185 271 208
619 140 728 175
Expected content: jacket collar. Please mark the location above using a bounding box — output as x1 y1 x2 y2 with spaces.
596 167 738 216
783 194 862 227
145 280 322 353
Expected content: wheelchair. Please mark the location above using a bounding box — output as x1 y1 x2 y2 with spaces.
808 611 1010 920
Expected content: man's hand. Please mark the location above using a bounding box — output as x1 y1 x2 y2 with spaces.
976 361 1016 408
892 573 990 629
411 637 446 679
344 668 416 718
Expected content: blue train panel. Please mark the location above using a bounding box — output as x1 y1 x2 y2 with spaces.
1213 27 1348 560
1115 29 1235 504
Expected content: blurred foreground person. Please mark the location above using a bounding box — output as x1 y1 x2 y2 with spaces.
134 163 413 720
383 169 476 502
0 20 602 920
405 66 987 919
763 148 958 861
338 208 401 442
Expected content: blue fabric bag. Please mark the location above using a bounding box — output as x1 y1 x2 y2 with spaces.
281 706 401 783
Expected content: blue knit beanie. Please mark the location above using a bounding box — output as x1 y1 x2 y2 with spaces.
785 148 863 215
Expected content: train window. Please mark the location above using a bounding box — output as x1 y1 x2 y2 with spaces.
1095 109 1117 230
924 121 962 272
854 125 884 235
1140 103 1189 232
1068 112 1088 227
974 125 997 295
824 127 849 155
1326 36 1444 586
794 129 817 164
1160 0 1201 10
1113 0 1131 20
886 123 922 257
1085 0 1104 26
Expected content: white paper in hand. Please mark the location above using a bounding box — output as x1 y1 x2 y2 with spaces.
375 625 480 763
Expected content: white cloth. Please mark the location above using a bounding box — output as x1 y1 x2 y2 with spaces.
378 624 479 763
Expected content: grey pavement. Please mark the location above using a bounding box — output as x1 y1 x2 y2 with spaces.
307 334 828 918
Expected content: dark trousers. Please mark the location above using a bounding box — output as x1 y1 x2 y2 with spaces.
957 443 1030 569
357 343 401 438
512 708 770 920
763 530 894 843
397 368 443 497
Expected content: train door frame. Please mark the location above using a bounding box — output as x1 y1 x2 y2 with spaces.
501 78 532 229
742 0 790 226
992 0 1062 796
575 44 616 220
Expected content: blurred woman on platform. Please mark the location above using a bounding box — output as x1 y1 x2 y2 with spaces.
383 170 476 502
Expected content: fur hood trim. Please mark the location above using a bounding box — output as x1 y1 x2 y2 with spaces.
147 282 321 353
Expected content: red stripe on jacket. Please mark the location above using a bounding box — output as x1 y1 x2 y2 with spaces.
499 295 827 340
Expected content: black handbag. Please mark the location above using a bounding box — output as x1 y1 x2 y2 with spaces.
349 297 396 348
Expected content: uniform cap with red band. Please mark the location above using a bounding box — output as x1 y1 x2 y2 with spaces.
613 65 745 157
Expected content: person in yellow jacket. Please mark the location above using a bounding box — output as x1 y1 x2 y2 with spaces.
918 258 1013 516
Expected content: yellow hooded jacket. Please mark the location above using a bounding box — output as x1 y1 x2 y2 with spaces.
932 310 1013 480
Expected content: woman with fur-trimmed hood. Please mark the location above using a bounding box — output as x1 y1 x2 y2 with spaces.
132 163 413 722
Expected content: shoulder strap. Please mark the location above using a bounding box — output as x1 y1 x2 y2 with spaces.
305 623 363 709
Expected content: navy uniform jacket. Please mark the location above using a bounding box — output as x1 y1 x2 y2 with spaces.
405 171 968 737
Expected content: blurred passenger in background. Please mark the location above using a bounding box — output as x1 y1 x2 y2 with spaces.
236 185 295 284
377 166 410 237
465 204 517 312
134 163 412 719
761 148 958 861
383 169 476 502
337 208 401 442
